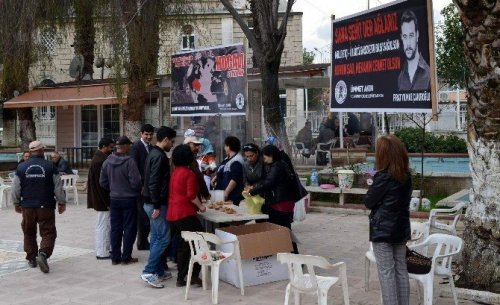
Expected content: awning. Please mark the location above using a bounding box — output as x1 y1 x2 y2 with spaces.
3 83 128 108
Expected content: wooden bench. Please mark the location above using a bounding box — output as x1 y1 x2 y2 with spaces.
305 186 421 205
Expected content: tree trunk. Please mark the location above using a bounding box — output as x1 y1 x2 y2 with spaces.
260 59 290 153
18 108 36 149
73 0 95 79
120 0 160 138
453 0 500 292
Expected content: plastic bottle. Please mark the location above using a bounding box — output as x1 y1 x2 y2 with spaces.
310 168 319 187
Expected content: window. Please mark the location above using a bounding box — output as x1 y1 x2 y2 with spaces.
102 105 120 141
181 25 195 50
39 29 56 56
38 106 55 121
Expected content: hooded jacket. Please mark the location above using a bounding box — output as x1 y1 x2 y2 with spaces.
100 152 142 200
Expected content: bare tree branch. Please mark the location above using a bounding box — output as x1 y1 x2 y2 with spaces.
276 0 294 54
220 0 262 58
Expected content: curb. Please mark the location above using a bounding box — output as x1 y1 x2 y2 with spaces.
440 286 500 304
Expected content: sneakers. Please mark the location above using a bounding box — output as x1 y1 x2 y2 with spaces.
141 273 164 288
158 271 173 282
28 260 37 268
36 252 49 273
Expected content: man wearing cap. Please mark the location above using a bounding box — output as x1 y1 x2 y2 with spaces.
183 134 211 201
87 138 114 260
11 140 66 273
100 136 142 265
130 124 154 250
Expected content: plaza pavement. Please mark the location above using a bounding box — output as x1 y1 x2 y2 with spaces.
0 194 478 305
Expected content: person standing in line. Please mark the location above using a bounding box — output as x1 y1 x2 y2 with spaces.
140 126 176 288
167 144 206 288
87 138 114 260
184 134 211 201
364 135 412 305
214 136 244 205
100 136 142 265
131 124 155 250
11 141 66 273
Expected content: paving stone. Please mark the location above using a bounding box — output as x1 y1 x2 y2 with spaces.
0 194 478 305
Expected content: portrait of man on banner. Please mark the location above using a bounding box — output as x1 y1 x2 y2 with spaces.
397 9 431 91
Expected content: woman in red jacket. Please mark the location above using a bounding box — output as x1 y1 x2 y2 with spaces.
167 144 206 287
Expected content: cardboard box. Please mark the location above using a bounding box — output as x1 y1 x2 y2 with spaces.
215 222 293 288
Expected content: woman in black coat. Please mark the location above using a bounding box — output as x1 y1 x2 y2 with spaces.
364 135 412 305
245 144 298 253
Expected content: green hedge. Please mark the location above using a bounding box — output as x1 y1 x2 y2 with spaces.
395 127 467 153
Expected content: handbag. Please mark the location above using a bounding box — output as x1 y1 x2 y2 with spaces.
406 246 432 274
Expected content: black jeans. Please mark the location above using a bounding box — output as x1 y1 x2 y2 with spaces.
268 208 299 254
171 216 205 281
110 198 137 262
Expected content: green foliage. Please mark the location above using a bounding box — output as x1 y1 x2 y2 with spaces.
436 3 467 88
303 48 315 64
395 127 467 153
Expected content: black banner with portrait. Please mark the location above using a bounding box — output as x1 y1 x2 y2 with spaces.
171 44 247 116
330 0 436 113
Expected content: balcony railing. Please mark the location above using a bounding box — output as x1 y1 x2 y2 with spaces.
63 147 96 169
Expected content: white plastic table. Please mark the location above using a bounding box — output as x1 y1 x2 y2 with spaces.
198 203 269 232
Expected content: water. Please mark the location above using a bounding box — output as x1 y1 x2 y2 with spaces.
361 157 470 174
0 153 18 162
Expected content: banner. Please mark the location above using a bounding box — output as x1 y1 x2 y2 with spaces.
171 44 246 116
330 0 436 113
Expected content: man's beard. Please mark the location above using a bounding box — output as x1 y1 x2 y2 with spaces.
405 47 416 60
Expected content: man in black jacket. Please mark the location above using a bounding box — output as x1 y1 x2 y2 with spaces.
131 124 154 250
140 126 176 288
11 141 67 273
87 138 114 259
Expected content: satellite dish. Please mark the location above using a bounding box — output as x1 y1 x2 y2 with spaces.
95 57 104 68
69 54 84 79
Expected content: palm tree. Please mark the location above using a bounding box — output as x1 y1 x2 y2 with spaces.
453 0 500 292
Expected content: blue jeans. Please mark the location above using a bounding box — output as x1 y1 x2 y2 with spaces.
142 204 170 276
110 198 137 262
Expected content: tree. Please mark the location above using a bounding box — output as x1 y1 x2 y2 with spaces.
220 0 295 153
303 48 315 64
0 0 37 149
452 0 500 292
73 0 96 79
436 3 466 88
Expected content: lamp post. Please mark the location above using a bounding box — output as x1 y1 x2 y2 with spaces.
313 47 323 63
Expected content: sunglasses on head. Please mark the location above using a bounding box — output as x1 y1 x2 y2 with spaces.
243 144 258 152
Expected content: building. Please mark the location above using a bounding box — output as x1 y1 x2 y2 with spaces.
3 1 326 161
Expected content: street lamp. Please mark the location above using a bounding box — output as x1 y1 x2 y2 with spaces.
314 47 323 63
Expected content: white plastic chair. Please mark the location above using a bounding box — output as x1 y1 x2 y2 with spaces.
277 253 349 305
181 231 244 305
364 221 428 291
408 233 463 305
71 169 79 175
0 177 12 209
294 142 307 164
424 202 467 237
60 174 79 205
315 139 336 166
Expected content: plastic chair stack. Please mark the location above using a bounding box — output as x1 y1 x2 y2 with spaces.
60 174 79 205
0 177 12 209
181 231 244 305
364 221 428 291
277 253 349 305
408 233 463 305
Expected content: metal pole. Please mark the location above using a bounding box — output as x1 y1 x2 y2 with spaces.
219 114 224 163
305 88 309 120
456 88 461 130
339 111 344 148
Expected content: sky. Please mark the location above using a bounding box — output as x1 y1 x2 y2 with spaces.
293 0 453 62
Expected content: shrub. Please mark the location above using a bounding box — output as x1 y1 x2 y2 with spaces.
395 127 467 153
